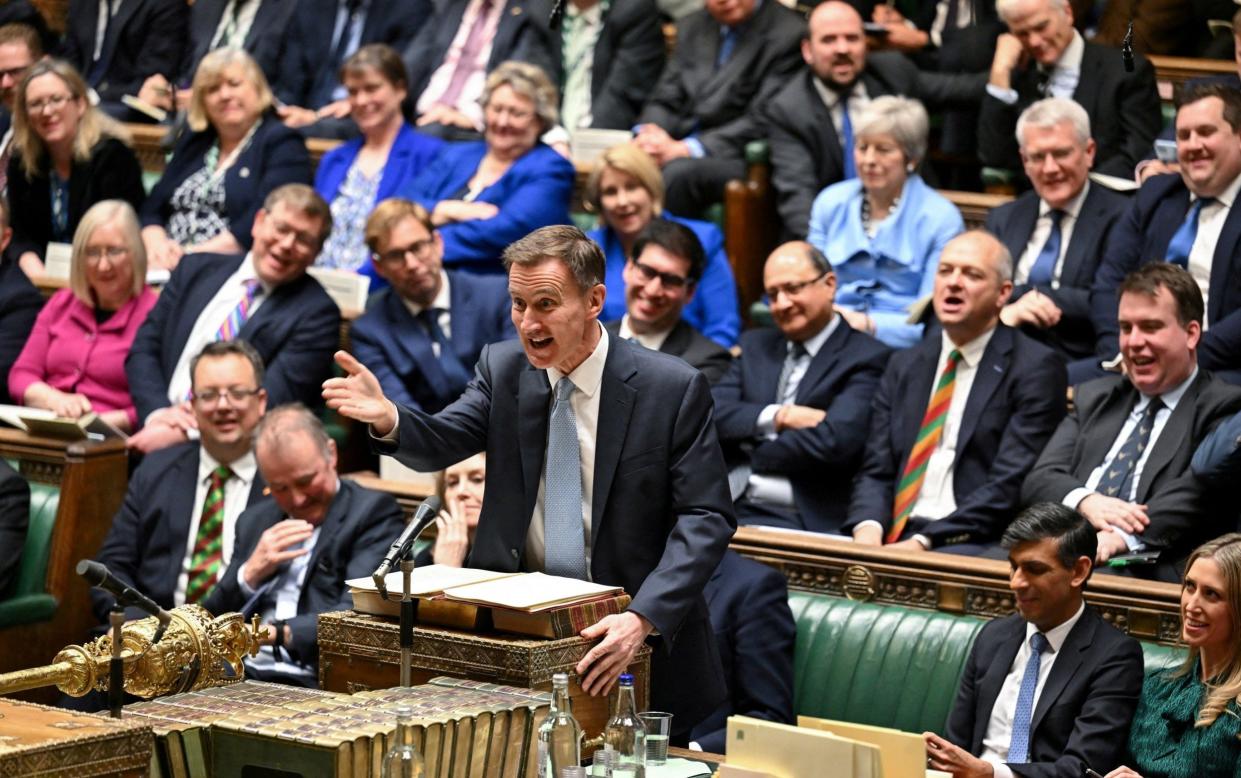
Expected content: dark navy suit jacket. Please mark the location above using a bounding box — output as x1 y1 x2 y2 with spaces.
349 271 514 413
141 117 312 251
713 322 892 534
201 478 404 665
375 336 736 730
124 253 341 422
0 255 43 405
945 609 1143 778
0 458 28 596
401 142 574 272
60 0 187 101
689 550 795 754
91 443 267 623
985 182 1130 361
1091 174 1241 377
179 0 297 84
845 326 1067 547
603 319 732 385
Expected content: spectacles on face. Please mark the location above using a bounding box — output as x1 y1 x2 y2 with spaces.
27 93 72 114
765 270 828 301
631 258 689 289
268 219 320 252
0 64 31 82
192 387 262 405
375 238 435 266
84 246 129 264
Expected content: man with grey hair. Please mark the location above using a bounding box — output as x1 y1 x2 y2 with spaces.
979 0 1160 179
202 403 403 685
845 230 1067 553
325 224 735 740
985 97 1130 365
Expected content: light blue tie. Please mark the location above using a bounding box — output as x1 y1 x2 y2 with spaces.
716 27 737 69
543 377 587 579
1008 632 1050 764
1164 198 1212 267
841 96 856 180
1026 210 1063 287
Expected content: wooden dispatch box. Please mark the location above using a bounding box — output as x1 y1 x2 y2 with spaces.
0 696 154 777
318 610 650 741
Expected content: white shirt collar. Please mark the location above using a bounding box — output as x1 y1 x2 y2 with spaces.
618 314 672 351
1136 365 1198 410
198 446 257 488
1040 180 1090 220
1054 30 1085 73
811 76 868 112
243 253 274 295
798 313 840 358
941 325 997 368
1026 601 1086 653
402 270 452 318
547 321 609 400
1193 171 1241 209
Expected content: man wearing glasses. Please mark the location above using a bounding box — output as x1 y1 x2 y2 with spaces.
712 241 891 535
349 198 514 414
126 184 340 453
604 220 731 384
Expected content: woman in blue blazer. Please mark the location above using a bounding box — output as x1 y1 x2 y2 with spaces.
585 143 740 348
140 49 311 270
400 61 574 273
313 45 443 288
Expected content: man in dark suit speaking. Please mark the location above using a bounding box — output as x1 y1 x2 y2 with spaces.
924 502 1143 777
324 225 736 737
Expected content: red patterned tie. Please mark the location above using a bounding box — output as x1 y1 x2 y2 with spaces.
185 466 231 604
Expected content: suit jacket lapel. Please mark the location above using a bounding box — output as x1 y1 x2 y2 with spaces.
1210 203 1241 325
755 330 786 403
796 323 847 403
957 328 1012 452
299 483 349 609
975 617 1026 751
1005 196 1039 271
899 341 940 464
1136 374 1202 499
591 342 637 554
165 447 203 583
1079 383 1136 481
699 6 763 97
98 0 144 78
1061 187 1103 288
659 320 693 357
1030 610 1095 733
518 366 550 537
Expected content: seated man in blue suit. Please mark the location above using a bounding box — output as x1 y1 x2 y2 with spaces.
202 403 404 684
714 241 891 535
93 340 269 623
126 184 341 454
1092 84 1241 385
350 198 514 414
924 502 1143 778
603 220 732 384
986 98 1129 369
845 231 1067 553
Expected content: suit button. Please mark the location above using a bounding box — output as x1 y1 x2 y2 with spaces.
510 548 519 558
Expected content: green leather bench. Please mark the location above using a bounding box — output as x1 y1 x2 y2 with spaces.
0 472 60 628
789 591 1186 735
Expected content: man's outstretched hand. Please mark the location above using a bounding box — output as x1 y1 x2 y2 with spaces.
576 612 654 697
322 351 399 436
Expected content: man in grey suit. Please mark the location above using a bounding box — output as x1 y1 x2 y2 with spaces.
325 225 736 738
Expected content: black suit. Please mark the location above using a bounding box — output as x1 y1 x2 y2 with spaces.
985 182 1130 361
0 458 29 595
91 443 266 623
0 254 43 405
846 326 1067 547
125 253 341 423
1022 372 1241 578
944 608 1143 778
689 550 795 755
765 57 987 238
603 318 732 385
978 41 1161 180
202 478 404 667
533 0 665 130
60 0 188 104
179 0 297 85
377 335 736 731
714 322 892 534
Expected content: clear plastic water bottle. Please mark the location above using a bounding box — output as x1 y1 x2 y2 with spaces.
603 674 646 778
382 706 425 778
537 672 583 778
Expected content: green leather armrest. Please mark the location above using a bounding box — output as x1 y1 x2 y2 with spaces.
0 593 58 628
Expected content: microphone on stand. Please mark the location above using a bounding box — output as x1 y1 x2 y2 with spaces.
372 496 442 600
77 560 174 642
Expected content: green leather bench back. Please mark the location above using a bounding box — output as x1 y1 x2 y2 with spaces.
0 462 62 627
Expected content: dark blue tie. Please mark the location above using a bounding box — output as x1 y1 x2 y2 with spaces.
1026 209 1063 287
840 96 856 180
716 27 737 69
1008 631 1050 764
420 308 472 393
1096 398 1164 501
1165 198 1212 267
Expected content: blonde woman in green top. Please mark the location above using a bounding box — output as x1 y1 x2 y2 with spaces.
1106 534 1241 778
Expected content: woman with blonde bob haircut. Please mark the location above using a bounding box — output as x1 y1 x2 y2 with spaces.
7 59 145 278
8 200 157 431
141 48 311 270
584 142 739 347
1107 533 1241 777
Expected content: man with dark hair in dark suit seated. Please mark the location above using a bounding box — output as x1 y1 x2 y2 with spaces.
93 340 269 622
603 220 732 384
714 241 891 535
985 97 1129 367
0 459 29 594
1091 84 1241 385
176 0 296 88
633 0 804 218
766 1 987 238
1023 263 1241 581
0 196 42 402
845 230 1067 553
978 0 1160 180
202 403 403 685
350 198 514 414
923 502 1143 778
125 184 340 454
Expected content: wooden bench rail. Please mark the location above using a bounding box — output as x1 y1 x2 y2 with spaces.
1149 55 1235 102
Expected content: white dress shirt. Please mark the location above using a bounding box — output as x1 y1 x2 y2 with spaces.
1186 172 1241 327
1015 183 1090 288
618 314 672 351
980 603 1086 778
241 524 321 680
811 77 870 155
987 30 1084 105
402 271 453 358
173 448 258 605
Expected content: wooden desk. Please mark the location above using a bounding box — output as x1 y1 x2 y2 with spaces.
1150 55 1235 102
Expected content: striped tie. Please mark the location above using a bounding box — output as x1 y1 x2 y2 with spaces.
888 350 961 543
215 278 262 343
185 465 232 604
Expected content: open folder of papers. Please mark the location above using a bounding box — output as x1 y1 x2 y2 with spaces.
727 715 951 778
0 404 128 441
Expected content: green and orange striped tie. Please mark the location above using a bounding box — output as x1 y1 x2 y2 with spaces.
185 465 232 604
888 350 961 543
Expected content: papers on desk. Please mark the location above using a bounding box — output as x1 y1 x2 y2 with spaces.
306 266 370 313
0 404 127 441
347 566 624 611
570 128 634 165
346 564 512 601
